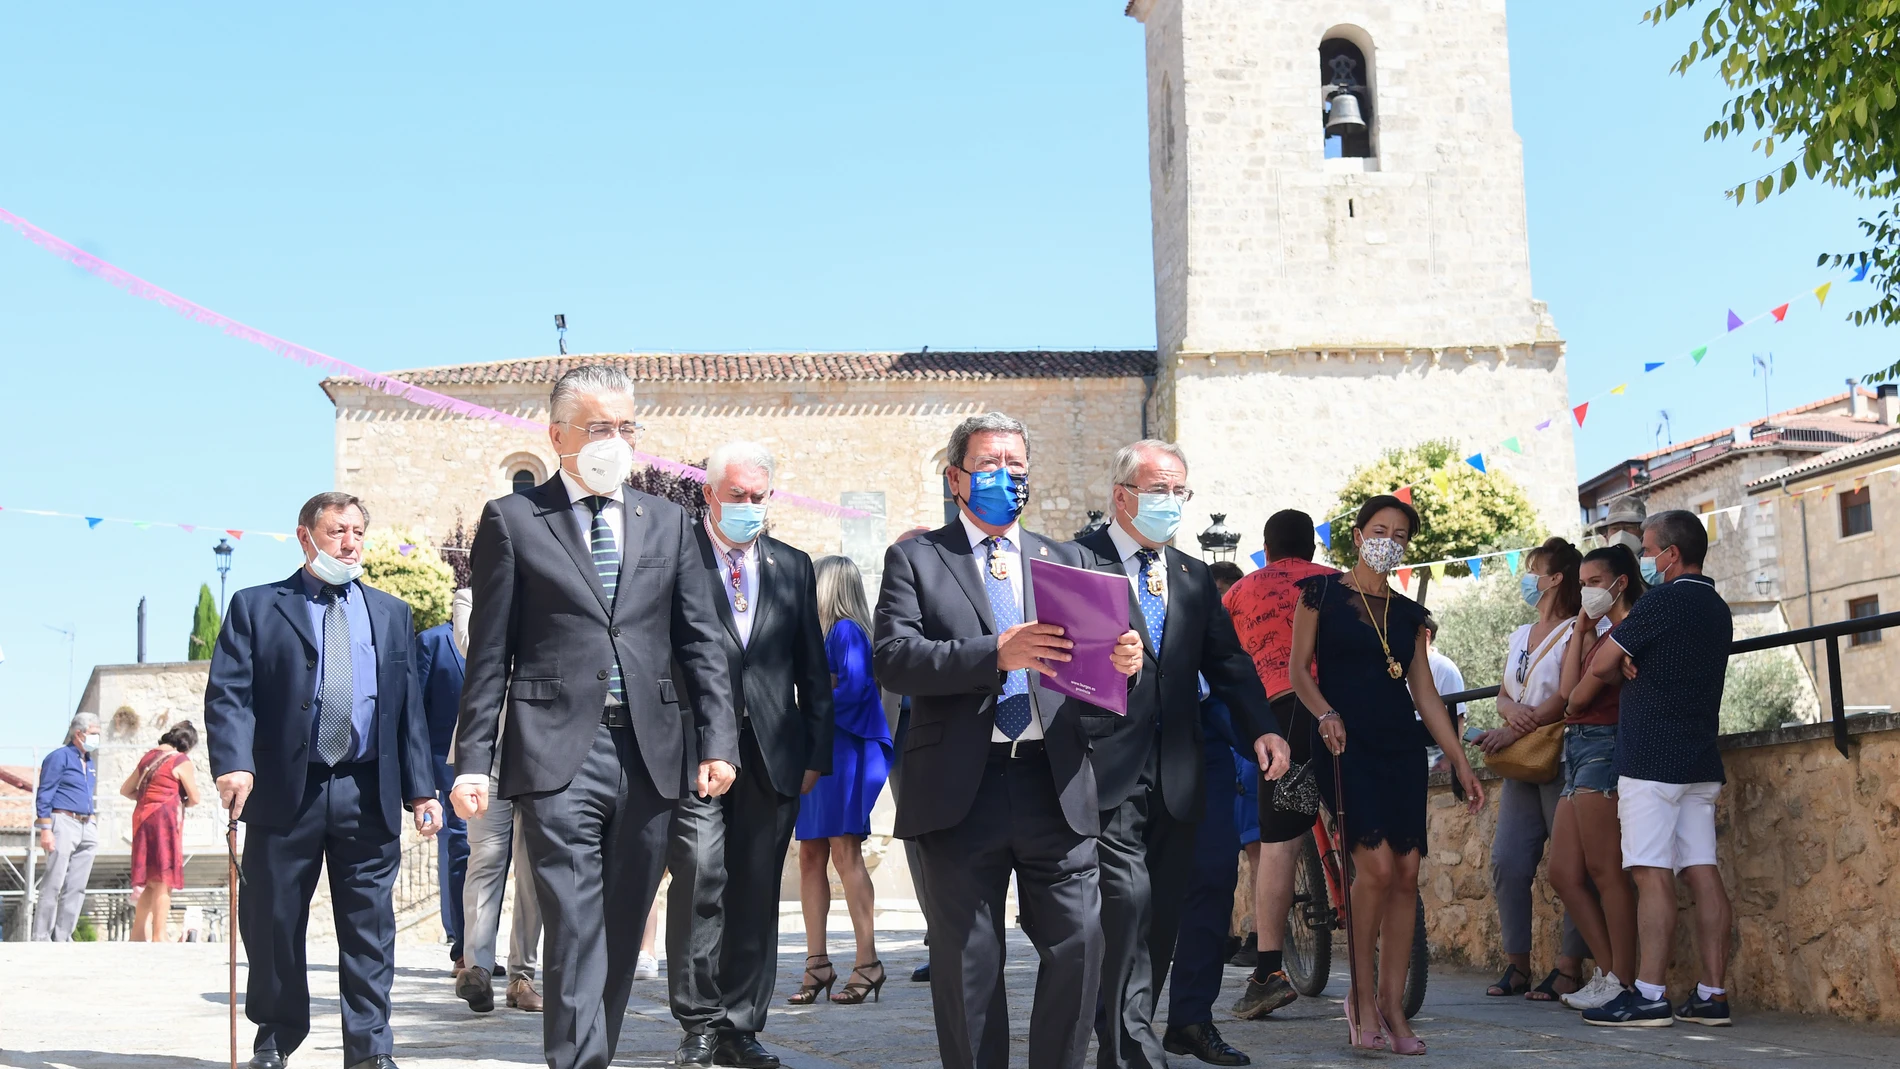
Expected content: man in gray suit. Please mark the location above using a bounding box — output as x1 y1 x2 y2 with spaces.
450 365 737 1069
874 412 1144 1069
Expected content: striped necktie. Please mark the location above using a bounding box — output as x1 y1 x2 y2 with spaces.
315 585 354 766
587 496 626 704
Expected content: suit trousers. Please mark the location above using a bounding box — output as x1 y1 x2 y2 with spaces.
666 725 800 1036
889 704 932 934
917 750 1102 1069
239 761 400 1065
434 756 470 962
462 777 542 980
1166 739 1244 1028
31 812 99 941
518 721 672 1069
1094 766 1198 1069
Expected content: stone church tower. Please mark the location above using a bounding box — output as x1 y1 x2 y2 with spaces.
1127 0 1576 546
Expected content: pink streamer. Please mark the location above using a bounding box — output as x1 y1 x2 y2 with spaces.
1 207 866 519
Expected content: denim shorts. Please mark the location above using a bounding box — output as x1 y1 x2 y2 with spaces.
1562 723 1618 797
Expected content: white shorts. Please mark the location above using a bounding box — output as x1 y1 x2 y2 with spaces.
1616 776 1721 873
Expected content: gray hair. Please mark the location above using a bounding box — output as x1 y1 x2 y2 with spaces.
1643 508 1709 567
65 712 99 744
1109 439 1189 488
814 555 873 637
549 364 637 425
947 412 1030 469
705 440 776 489
298 492 369 532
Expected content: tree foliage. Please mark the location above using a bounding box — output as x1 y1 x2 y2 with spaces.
1719 648 1810 733
187 583 220 661
1326 439 1545 576
1429 569 1538 732
361 527 456 632
1649 0 1900 379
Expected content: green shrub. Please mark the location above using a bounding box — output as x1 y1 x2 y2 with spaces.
72 915 99 942
1429 569 1536 731
360 528 456 632
1720 651 1805 735
187 583 220 661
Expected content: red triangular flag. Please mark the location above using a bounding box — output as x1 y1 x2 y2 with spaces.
1771 303 1789 322
1396 486 1414 505
226 529 244 539
1572 402 1589 426
1396 567 1412 590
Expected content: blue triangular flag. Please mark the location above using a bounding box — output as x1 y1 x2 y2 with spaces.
1467 557 1483 579
1250 549 1266 569
1465 453 1486 473
1316 521 1332 549
1853 262 1870 282
1726 309 1744 331
85 517 103 529
1644 361 1664 372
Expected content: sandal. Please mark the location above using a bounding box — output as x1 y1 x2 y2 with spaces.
1526 968 1581 1002
1486 963 1530 997
831 960 886 1004
787 954 836 1005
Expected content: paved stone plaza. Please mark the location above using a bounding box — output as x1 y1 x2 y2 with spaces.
3 933 1894 1068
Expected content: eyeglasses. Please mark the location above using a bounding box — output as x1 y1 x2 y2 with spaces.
566 421 644 441
1120 483 1194 502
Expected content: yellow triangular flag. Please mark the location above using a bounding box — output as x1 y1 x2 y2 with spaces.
1431 470 1451 495
1610 383 1628 396
1705 513 1718 540
1430 563 1446 580
1814 282 1832 308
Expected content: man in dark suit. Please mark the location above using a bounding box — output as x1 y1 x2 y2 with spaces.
206 492 441 1069
874 412 1144 1069
415 596 469 979
449 365 736 1069
1071 440 1289 1069
666 440 832 1069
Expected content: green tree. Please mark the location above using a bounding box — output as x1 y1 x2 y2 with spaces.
1648 1 1900 379
1326 439 1545 580
361 528 456 632
187 583 220 661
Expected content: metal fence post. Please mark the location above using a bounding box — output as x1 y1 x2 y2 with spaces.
1826 635 1850 759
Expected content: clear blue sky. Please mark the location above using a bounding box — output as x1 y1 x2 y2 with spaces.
0 3 1890 745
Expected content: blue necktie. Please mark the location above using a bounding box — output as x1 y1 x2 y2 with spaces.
315 585 354 766
587 497 626 704
982 536 1032 740
1136 548 1167 653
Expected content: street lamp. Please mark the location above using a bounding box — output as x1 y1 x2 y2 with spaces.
1197 513 1240 563
214 538 235 611
1075 510 1109 540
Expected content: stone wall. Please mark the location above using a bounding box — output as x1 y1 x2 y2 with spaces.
76 662 223 858
1419 715 1900 1019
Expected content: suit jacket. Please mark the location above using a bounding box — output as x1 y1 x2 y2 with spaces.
204 571 434 837
414 622 465 761
873 520 1101 839
453 475 737 801
682 525 833 797
1071 528 1280 822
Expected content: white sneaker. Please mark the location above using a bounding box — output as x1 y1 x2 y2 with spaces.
1562 969 1623 1010
634 952 659 980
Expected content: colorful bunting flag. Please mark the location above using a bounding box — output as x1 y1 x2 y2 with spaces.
1705 513 1718 539
1815 282 1832 307
1396 567 1413 590
1505 551 1522 575
1771 303 1789 322
1316 521 1332 549
1726 310 1743 331
1250 550 1266 569
1465 453 1486 473
1467 557 1483 579
1502 437 1522 454
1854 262 1869 282
226 530 244 539
269 533 288 543
1690 346 1708 364
1431 470 1451 495
1430 563 1446 580
180 524 196 533
1535 419 1552 431
1644 362 1664 372
1572 402 1589 426
397 543 416 556
1610 384 1627 395
85 517 103 529
1395 486 1414 506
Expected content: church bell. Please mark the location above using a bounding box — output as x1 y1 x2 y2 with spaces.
1324 87 1366 135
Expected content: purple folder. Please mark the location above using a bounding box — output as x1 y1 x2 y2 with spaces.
1029 558 1131 716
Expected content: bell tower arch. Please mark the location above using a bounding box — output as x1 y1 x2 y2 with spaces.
1126 0 1575 545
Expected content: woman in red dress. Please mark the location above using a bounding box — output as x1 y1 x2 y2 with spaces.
120 720 202 941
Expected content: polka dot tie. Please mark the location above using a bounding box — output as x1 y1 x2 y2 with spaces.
982 536 1032 740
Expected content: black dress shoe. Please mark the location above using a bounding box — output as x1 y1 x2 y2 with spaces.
713 1031 781 1069
456 964 495 1013
247 1052 287 1069
346 1057 400 1069
1163 1021 1251 1066
674 1032 717 1067
911 962 931 983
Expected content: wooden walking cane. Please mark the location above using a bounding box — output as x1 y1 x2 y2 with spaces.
1330 752 1364 1046
228 816 241 1069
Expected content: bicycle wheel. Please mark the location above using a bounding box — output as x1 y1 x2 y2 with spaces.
1282 831 1333 997
1401 892 1429 1019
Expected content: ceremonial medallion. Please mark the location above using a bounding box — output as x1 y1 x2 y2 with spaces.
734 592 749 613
1146 570 1166 598
1386 657 1403 679
989 554 1010 581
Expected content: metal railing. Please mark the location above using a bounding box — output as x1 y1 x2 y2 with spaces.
1440 609 1900 760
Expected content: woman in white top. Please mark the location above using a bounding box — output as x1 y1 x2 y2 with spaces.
1475 538 1595 1002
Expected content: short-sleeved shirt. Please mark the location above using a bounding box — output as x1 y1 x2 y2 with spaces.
1223 558 1337 697
1608 574 1731 784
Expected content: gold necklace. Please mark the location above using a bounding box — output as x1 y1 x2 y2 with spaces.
1351 573 1404 680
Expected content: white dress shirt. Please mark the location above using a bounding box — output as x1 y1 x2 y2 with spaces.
958 511 1043 742
561 469 625 553
1106 519 1171 609
705 516 760 648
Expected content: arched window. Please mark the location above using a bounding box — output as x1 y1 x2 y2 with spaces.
512 469 537 494
1319 36 1375 159
501 451 549 495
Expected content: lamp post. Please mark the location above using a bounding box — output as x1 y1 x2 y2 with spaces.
1197 513 1240 563
1075 510 1109 540
214 538 235 612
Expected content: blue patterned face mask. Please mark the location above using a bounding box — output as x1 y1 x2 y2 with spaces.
961 467 1029 527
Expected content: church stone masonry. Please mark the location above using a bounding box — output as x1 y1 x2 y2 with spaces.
1128 0 1576 544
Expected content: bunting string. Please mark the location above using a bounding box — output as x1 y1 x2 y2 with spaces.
0 207 866 520
0 506 290 542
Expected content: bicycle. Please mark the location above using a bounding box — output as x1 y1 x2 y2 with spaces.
1280 802 1429 1020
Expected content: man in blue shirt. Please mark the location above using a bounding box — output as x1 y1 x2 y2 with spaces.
32 713 101 941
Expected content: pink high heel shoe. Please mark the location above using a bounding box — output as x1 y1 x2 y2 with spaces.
1379 1008 1425 1056
1346 998 1386 1052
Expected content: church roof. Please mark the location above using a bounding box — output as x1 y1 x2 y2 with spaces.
331 350 1158 388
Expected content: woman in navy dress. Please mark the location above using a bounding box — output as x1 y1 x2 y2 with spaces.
790 555 894 1006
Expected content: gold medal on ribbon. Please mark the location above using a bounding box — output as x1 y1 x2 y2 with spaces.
734 592 749 613
1386 657 1404 679
989 554 1010 581
1146 570 1166 598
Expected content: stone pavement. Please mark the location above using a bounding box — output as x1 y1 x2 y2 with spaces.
2 933 1894 1068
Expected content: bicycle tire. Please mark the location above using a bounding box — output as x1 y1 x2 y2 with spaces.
1282 831 1333 997
1401 892 1428 1019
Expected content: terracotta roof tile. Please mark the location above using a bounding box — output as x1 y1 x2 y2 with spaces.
329 350 1158 389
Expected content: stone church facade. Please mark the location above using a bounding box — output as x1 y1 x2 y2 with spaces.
326 0 1573 570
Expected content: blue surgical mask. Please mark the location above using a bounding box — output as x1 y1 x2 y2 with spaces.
1519 572 1545 607
1640 555 1663 585
1131 493 1182 544
716 502 766 544
961 467 1029 527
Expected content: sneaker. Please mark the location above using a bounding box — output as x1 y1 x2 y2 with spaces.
1582 988 1673 1027
634 951 660 980
1231 969 1299 1019
1561 969 1623 1010
1675 993 1732 1026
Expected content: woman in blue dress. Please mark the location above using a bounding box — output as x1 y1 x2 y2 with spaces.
789 555 894 1006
